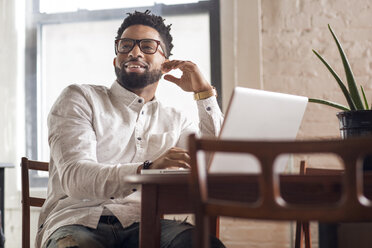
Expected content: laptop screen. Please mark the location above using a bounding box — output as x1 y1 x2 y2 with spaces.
208 87 308 173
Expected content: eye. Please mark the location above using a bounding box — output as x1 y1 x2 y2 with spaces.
142 45 153 50
119 40 134 51
140 40 157 52
121 43 132 49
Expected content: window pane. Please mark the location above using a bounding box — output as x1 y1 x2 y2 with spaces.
38 13 210 161
40 0 201 13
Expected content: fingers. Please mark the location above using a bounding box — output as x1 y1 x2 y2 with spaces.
163 74 181 85
164 159 191 169
167 151 191 164
165 148 191 169
162 60 181 72
166 147 190 162
162 60 196 73
152 147 191 170
168 147 188 152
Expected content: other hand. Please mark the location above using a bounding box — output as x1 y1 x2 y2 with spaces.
151 147 191 170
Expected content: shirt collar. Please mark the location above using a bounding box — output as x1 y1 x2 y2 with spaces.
109 81 158 108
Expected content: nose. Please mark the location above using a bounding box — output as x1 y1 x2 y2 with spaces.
128 43 144 58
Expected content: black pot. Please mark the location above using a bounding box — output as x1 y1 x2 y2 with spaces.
337 110 372 170
320 111 372 248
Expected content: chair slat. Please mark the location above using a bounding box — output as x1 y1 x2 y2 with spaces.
27 161 49 171
29 197 46 208
21 157 48 248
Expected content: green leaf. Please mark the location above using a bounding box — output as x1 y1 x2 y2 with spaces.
312 49 356 110
309 98 350 111
328 24 364 110
360 85 369 110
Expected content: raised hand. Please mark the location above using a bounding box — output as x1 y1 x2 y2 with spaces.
162 60 212 93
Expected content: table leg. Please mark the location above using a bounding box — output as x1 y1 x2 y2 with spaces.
209 216 219 238
140 185 161 248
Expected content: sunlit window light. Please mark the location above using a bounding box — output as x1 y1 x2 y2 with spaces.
40 0 201 13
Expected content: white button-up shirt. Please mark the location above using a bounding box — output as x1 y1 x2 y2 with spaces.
36 81 224 247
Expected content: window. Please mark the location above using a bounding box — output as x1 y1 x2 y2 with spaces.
39 0 200 13
25 0 221 186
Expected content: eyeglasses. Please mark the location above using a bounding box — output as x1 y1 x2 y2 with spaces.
115 38 166 57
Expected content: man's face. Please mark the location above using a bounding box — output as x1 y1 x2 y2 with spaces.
114 24 167 90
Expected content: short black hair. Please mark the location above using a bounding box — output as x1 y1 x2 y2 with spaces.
116 10 173 58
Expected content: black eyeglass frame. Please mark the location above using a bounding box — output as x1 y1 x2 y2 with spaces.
115 38 166 57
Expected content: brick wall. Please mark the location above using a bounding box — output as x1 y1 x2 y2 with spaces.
261 0 372 140
219 0 372 247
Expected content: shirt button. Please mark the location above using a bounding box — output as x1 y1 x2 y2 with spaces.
141 111 144 115
206 107 212 111
110 197 114 199
132 188 137 192
137 137 142 141
138 99 143 103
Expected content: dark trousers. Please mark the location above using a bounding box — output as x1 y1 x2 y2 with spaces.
44 216 225 248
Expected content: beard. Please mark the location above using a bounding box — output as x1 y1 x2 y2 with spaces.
115 61 162 91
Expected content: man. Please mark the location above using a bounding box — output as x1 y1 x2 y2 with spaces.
37 10 225 248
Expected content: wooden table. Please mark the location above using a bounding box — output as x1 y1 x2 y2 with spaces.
125 173 372 248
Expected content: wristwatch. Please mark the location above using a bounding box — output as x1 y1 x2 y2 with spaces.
142 160 153 170
193 86 217 100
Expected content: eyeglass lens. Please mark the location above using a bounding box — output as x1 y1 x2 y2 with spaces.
118 39 158 54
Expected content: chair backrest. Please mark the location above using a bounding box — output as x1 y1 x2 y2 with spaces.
188 135 372 248
294 161 344 248
21 157 48 248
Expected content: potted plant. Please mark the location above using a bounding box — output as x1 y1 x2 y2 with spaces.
310 24 372 168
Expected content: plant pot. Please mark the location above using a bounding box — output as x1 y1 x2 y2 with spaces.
337 110 372 170
337 110 372 138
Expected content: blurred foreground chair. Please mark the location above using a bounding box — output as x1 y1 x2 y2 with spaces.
21 157 48 248
294 160 344 248
188 135 372 248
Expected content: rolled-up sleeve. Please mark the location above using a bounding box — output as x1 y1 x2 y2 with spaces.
197 96 224 136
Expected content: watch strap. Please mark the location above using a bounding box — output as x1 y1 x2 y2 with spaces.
194 86 217 100
143 160 153 170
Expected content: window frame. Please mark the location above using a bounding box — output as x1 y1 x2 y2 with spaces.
25 0 221 187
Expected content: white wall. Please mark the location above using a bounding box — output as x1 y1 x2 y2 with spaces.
0 0 25 247
220 0 262 111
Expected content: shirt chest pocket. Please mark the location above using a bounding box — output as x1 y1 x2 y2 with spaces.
146 130 179 159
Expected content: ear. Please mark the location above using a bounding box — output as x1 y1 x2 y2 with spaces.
113 58 117 67
161 58 170 74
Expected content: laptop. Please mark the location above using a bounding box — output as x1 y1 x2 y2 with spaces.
208 87 308 173
141 87 308 175
141 168 190 175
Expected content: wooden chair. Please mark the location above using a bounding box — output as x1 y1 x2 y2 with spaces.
294 160 312 248
188 135 372 248
294 161 344 248
21 157 48 248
